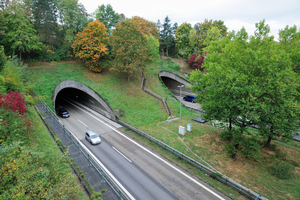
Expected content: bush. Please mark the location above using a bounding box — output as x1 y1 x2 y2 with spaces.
269 161 294 179
0 91 27 115
188 53 204 71
0 45 6 72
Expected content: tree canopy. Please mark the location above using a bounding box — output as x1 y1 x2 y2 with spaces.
175 22 193 58
1 0 41 59
132 16 160 40
111 19 151 81
72 20 108 72
94 4 120 35
190 20 300 157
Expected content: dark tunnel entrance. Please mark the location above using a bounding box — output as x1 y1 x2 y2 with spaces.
53 80 117 121
158 71 193 98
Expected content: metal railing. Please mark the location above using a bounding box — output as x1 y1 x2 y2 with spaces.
117 119 267 200
36 99 132 200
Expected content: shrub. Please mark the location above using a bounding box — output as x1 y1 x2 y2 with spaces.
188 53 204 70
0 91 27 115
269 161 294 179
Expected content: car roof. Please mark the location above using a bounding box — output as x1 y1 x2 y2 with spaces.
86 130 96 135
186 94 195 98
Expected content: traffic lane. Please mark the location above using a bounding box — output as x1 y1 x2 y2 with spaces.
59 103 178 200
102 128 229 200
87 136 178 200
59 102 228 200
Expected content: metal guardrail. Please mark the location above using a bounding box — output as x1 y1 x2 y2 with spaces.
36 99 132 200
117 119 267 200
140 71 171 116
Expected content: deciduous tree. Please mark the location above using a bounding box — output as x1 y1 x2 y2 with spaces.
111 20 150 81
190 20 300 157
132 16 160 40
175 22 193 58
194 19 227 53
1 0 41 59
94 4 119 35
72 20 108 72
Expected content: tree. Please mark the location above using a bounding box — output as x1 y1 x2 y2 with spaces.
57 0 89 42
111 19 150 81
190 20 300 157
0 0 41 59
194 19 228 53
175 22 193 58
132 16 160 40
160 16 175 57
32 0 59 52
72 20 108 72
279 25 300 73
146 35 160 62
94 4 119 35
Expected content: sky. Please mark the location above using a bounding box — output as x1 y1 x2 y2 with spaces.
79 0 300 40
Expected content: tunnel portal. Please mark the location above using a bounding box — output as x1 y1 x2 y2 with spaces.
159 71 193 98
53 80 117 121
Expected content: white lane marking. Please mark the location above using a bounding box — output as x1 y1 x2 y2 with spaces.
77 119 88 127
71 102 226 200
112 146 132 163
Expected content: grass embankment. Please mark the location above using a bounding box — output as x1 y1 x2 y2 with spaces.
1 106 88 199
29 59 300 200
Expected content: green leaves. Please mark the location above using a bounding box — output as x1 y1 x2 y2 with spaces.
111 19 151 81
190 20 300 149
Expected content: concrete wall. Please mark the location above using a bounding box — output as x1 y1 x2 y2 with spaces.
53 80 117 121
158 71 193 96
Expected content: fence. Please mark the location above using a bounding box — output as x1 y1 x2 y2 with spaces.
35 99 131 200
117 119 267 200
140 71 171 116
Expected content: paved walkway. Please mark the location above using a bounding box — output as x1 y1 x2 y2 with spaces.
35 102 119 200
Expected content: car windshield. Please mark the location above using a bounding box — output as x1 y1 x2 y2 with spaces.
90 134 98 139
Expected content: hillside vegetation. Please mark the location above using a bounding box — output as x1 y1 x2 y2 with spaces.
29 59 300 200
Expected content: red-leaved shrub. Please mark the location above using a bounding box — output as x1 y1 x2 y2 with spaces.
188 53 205 71
0 91 27 115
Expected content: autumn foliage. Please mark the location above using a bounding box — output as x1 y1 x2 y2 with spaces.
72 20 108 72
188 53 204 71
0 91 27 115
132 16 160 40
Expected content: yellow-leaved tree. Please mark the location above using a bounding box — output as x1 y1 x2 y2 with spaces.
72 20 108 72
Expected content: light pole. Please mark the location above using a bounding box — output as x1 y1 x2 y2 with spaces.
178 85 184 122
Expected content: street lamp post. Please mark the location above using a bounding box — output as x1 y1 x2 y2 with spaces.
178 85 184 122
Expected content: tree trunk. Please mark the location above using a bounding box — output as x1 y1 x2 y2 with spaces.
166 47 168 57
127 73 131 82
19 51 22 60
229 118 232 130
265 135 272 147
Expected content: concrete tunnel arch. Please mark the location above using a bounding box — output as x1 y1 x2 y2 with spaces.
53 80 117 121
158 70 193 98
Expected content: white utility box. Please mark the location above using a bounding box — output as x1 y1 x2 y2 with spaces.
187 123 192 132
179 126 186 136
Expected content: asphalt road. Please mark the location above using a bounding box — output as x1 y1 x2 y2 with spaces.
58 101 229 200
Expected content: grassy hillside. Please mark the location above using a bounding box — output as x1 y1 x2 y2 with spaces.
29 59 300 200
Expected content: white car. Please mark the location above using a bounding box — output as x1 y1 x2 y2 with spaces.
85 130 101 145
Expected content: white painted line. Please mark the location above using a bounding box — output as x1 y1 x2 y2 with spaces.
71 102 226 200
112 146 132 163
77 119 88 127
63 118 135 200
